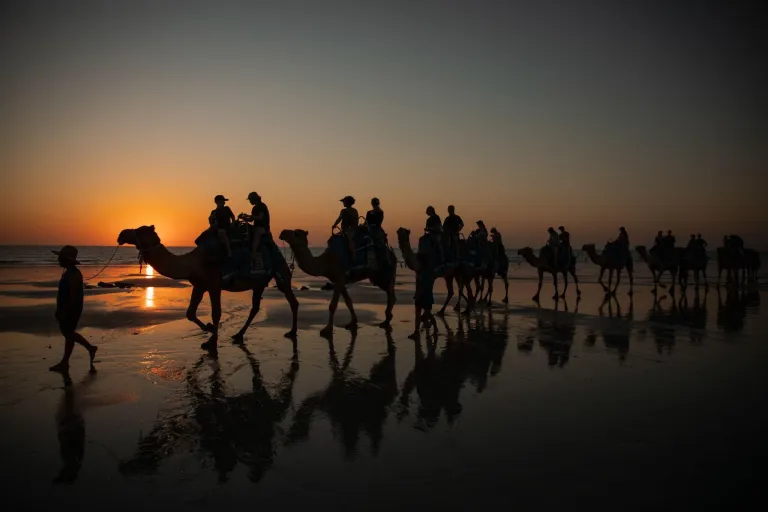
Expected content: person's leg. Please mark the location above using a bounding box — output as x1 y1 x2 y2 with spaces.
217 229 232 258
251 228 265 271
50 324 77 371
70 331 98 367
346 230 356 263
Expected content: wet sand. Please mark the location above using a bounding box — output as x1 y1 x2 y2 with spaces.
0 263 766 509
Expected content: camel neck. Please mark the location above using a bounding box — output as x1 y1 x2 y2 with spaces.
290 244 323 277
397 236 418 271
585 247 601 265
521 250 538 267
141 245 190 280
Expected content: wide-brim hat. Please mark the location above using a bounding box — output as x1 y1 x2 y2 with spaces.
52 245 80 265
214 195 229 202
340 196 355 204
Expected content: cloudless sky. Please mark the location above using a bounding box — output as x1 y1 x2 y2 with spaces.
1 0 765 248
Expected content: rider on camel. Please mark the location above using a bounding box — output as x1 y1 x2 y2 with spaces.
443 205 464 260
425 206 443 261
238 192 271 273
211 195 235 258
547 227 560 267
365 197 385 244
333 196 359 263
490 227 505 263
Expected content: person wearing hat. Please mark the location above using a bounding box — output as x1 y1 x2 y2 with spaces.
240 192 271 272
211 195 235 258
443 205 464 260
365 197 385 243
333 196 359 263
424 206 443 261
49 246 97 373
546 227 560 267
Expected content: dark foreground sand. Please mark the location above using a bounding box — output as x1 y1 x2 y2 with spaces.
0 264 766 509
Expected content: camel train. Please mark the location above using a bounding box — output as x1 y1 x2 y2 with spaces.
117 213 759 349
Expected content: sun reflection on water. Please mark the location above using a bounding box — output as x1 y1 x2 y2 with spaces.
145 287 155 308
146 264 154 278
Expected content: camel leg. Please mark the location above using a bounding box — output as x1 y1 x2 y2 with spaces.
701 268 709 291
532 270 543 302
502 274 509 303
186 286 213 333
340 286 359 330
598 267 608 292
607 269 613 297
650 268 658 294
560 271 568 299
670 270 677 296
276 279 300 338
320 287 343 338
552 272 559 301
439 276 454 315
612 269 621 296
232 287 264 342
485 275 494 306
568 266 581 298
380 282 395 328
200 287 221 350
463 277 475 315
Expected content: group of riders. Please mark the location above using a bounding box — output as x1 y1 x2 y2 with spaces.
204 192 747 277
203 193 508 275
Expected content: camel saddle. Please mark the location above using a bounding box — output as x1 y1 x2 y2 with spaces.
326 226 390 272
195 223 284 278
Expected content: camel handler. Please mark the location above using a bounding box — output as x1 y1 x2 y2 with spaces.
333 196 359 264
239 192 271 273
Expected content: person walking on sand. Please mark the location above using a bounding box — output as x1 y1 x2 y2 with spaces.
49 246 97 373
409 252 438 340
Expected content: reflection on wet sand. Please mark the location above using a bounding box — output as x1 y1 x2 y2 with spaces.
398 311 510 428
53 372 89 484
587 295 633 362
518 301 576 367
120 344 299 483
287 329 397 458
717 287 760 334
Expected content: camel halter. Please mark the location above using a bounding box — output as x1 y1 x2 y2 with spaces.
136 236 162 275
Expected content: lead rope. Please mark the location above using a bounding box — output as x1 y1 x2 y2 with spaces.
82 245 121 282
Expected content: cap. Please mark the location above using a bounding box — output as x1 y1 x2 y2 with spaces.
247 192 261 201
490 227 498 233
477 220 486 227
371 197 380 205
214 195 228 202
340 196 355 205
52 245 80 265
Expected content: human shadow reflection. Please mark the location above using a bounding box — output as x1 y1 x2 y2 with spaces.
518 299 577 367
584 294 633 362
397 310 510 429
286 329 398 459
119 344 299 483
53 371 95 484
717 286 760 334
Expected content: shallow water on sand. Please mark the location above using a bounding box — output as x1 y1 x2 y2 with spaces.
0 263 766 509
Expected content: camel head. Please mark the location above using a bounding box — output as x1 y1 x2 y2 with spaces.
581 243 596 252
117 225 161 249
279 229 309 247
396 227 411 243
635 245 647 253
517 247 533 256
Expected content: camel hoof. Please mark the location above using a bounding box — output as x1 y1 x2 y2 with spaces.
577 290 582 297
231 332 244 344
552 295 559 301
319 326 333 338
378 320 391 328
628 290 634 297
203 323 215 333
284 330 297 339
201 338 218 351
344 322 358 331
407 332 419 340
502 298 509 304
532 295 540 302
559 294 566 299
436 309 446 317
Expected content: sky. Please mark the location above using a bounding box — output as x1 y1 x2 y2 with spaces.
1 0 766 248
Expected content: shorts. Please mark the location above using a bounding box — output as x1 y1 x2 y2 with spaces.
58 312 81 335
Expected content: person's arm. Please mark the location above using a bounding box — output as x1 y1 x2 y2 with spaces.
253 206 265 222
228 207 235 222
332 210 344 229
457 218 464 232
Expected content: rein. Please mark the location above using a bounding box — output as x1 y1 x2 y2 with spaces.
82 245 121 282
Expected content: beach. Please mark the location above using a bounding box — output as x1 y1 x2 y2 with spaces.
0 247 766 509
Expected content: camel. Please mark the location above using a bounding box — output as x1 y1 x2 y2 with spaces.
279 229 396 337
118 225 298 350
635 245 683 295
396 227 473 315
717 246 746 286
517 247 581 302
581 243 634 296
473 241 510 306
744 249 761 283
679 246 709 292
